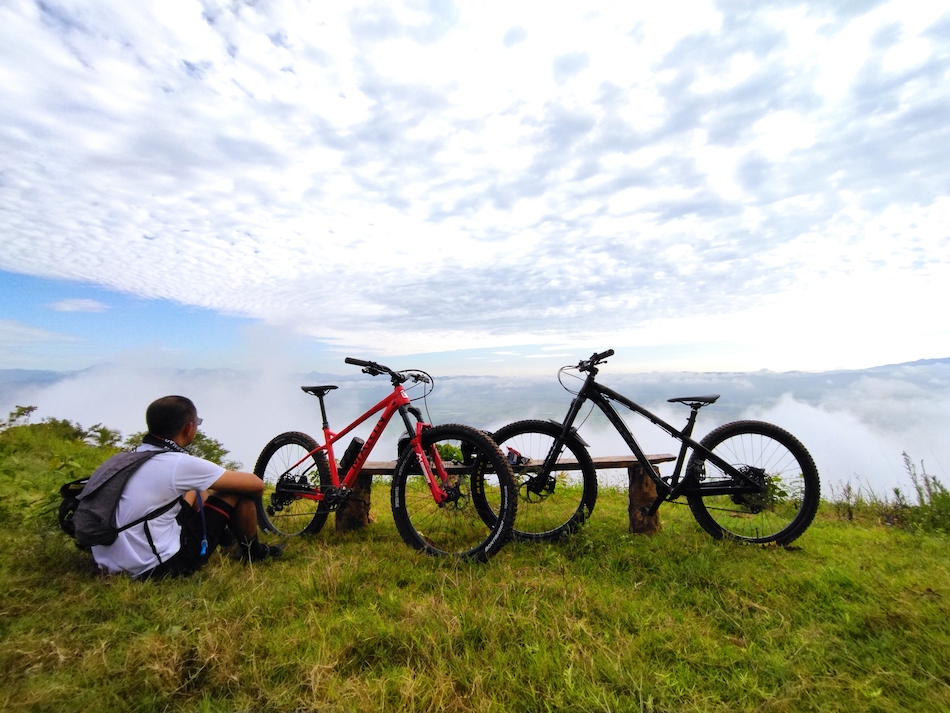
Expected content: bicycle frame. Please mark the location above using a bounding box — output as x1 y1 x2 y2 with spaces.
550 366 766 516
280 378 452 505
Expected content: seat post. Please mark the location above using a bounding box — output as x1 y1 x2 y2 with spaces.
300 386 338 429
316 396 330 430
681 406 701 440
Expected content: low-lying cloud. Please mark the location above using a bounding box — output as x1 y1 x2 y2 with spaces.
3 358 947 500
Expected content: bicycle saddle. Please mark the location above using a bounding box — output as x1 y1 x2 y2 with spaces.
301 385 338 397
667 394 720 406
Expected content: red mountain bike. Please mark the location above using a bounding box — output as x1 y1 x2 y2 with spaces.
253 358 517 562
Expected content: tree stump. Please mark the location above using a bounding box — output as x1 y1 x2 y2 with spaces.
335 470 375 532
628 464 662 534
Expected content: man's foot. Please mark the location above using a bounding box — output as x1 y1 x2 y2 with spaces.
234 539 285 563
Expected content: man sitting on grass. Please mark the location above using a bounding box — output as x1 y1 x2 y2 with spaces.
92 395 283 579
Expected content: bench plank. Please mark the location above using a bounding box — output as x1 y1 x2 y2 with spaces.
355 453 675 475
336 453 677 534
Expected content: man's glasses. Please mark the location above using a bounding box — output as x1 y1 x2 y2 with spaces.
192 417 203 426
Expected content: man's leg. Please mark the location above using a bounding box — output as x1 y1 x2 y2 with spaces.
142 495 233 579
210 492 283 562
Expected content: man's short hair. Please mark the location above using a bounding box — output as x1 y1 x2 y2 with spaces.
146 396 197 439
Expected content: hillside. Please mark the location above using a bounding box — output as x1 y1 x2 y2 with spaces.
1 418 949 712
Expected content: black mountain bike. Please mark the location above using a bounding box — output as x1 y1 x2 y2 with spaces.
492 349 820 544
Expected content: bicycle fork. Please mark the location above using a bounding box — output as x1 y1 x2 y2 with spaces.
399 407 454 506
531 385 595 498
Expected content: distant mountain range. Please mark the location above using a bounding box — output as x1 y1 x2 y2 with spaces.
4 357 947 494
0 369 79 403
6 357 947 426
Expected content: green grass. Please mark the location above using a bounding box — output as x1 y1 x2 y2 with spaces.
2 424 950 712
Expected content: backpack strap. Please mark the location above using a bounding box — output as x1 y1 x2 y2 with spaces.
115 495 185 534
77 450 165 501
134 496 186 564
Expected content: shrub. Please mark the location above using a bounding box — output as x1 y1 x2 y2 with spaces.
904 452 950 534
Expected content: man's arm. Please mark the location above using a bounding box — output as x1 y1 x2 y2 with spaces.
209 470 265 497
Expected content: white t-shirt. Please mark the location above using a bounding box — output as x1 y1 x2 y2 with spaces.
91 445 225 577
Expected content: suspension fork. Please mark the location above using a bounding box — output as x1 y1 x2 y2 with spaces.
401 405 450 505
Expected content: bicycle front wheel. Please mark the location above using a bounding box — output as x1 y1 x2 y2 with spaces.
492 419 597 541
686 420 820 545
390 424 517 562
253 431 331 536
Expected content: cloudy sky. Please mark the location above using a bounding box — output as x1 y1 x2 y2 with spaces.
1 0 948 376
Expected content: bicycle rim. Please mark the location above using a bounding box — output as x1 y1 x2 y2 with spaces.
491 420 597 541
686 421 819 544
254 431 330 536
391 424 516 561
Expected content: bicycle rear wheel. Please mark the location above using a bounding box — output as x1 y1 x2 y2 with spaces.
253 431 332 536
491 420 597 541
390 424 517 562
686 420 820 545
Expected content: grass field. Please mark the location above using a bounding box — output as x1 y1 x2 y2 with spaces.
2 421 949 712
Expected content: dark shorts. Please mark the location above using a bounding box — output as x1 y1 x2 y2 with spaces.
140 496 234 580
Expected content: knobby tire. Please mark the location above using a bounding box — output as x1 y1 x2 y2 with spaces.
491 419 598 541
390 423 517 562
254 431 332 536
685 420 820 545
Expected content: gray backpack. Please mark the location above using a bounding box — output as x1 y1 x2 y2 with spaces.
59 449 182 551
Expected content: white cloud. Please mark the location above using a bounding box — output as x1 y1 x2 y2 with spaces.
0 319 74 347
752 110 817 160
49 299 109 313
0 320 87 370
6 359 947 498
0 0 948 372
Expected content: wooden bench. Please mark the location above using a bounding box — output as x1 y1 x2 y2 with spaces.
334 453 676 535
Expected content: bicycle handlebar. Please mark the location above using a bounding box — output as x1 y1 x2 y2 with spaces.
345 356 384 371
345 357 432 386
577 348 614 372
345 356 393 378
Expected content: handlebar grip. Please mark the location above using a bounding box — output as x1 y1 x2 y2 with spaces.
578 348 614 372
346 357 395 377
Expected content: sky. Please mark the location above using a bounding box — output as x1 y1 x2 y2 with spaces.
1 0 948 377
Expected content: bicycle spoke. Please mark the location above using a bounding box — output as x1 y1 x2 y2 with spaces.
687 421 819 544
491 420 597 541
391 424 516 561
253 432 330 536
